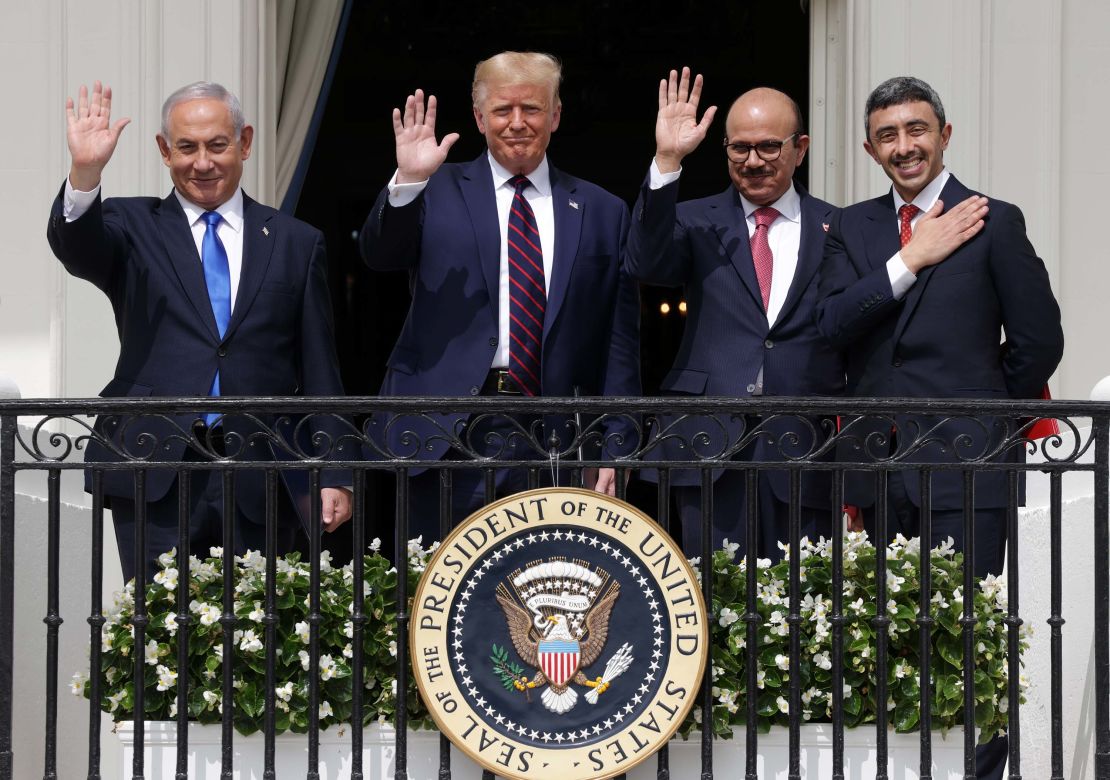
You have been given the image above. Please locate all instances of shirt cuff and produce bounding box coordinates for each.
[386,170,428,208]
[648,158,682,190]
[887,253,917,299]
[63,179,101,222]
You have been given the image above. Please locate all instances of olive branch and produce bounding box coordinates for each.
[490,644,528,697]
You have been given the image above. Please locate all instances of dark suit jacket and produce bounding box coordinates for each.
[359,154,641,464]
[47,186,347,529]
[815,174,1064,510]
[624,178,844,506]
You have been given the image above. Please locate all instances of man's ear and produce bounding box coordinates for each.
[239,124,254,160]
[156,134,172,168]
[473,106,486,135]
[863,139,880,166]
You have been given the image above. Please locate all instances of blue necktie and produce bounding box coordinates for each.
[201,211,231,425]
[506,175,545,396]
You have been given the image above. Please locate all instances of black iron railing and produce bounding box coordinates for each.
[0,396,1107,780]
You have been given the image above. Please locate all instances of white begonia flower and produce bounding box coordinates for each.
[163,612,178,637]
[144,639,161,665]
[813,651,832,671]
[343,643,353,659]
[239,629,264,654]
[70,671,87,697]
[157,548,177,567]
[756,670,766,689]
[107,690,126,712]
[319,654,338,681]
[248,602,265,623]
[209,546,223,559]
[155,665,177,691]
[197,603,221,627]
[295,621,311,644]
[276,682,295,702]
[721,538,740,557]
[169,699,177,718]
[319,700,333,719]
[776,695,789,714]
[886,570,905,593]
[389,678,398,698]
[775,654,790,671]
[153,567,178,592]
[344,620,355,639]
[101,631,114,653]
[369,537,382,552]
[203,690,220,711]
[718,607,740,628]
[388,640,398,658]
[320,549,333,573]
[299,650,311,671]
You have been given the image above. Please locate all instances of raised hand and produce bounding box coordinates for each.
[66,81,131,191]
[900,195,989,273]
[655,67,717,174]
[394,89,460,184]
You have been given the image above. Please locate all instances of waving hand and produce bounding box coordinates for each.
[66,81,131,191]
[655,67,716,174]
[394,89,460,184]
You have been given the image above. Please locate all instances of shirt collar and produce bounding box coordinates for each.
[487,153,552,196]
[893,167,949,214]
[739,183,801,223]
[176,187,245,234]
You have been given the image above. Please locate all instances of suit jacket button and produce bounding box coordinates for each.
[764,339,774,349]
[470,386,479,396]
[217,347,228,357]
[489,337,497,347]
[893,359,903,367]
[746,383,756,393]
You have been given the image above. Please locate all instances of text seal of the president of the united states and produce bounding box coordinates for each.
[411,487,708,780]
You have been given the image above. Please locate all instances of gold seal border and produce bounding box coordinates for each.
[409,487,708,780]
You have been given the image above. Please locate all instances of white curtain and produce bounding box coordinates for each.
[273,0,346,206]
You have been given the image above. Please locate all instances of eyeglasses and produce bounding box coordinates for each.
[723,132,800,163]
[871,123,934,146]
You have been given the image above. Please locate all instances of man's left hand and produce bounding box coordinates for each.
[584,467,620,497]
[321,487,352,532]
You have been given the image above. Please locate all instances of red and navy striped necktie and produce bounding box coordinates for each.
[506,175,545,396]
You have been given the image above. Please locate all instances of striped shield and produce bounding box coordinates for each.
[538,639,581,687]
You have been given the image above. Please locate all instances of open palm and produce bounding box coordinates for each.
[66,81,130,176]
[394,89,459,183]
[655,68,716,163]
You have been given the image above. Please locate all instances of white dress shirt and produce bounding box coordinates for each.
[385,154,557,368]
[63,180,247,309]
[648,158,801,327]
[885,168,951,300]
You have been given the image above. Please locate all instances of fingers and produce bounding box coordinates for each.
[65,96,76,126]
[439,131,460,153]
[688,72,703,110]
[657,77,668,111]
[414,88,425,126]
[77,84,89,119]
[424,93,437,129]
[697,104,718,133]
[666,69,678,104]
[677,66,691,104]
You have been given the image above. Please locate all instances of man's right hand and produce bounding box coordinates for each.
[900,195,989,273]
[394,89,460,184]
[66,81,130,192]
[654,67,717,174]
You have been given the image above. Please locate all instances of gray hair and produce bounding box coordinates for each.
[864,76,946,139]
[160,81,246,139]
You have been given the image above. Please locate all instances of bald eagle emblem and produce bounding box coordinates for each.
[491,558,634,715]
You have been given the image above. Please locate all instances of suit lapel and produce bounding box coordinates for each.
[709,187,763,312]
[226,194,276,338]
[458,155,502,311]
[891,176,973,346]
[774,187,828,327]
[545,165,582,339]
[155,192,220,340]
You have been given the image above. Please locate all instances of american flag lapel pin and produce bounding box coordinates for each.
[262,226,270,236]
[568,199,579,210]
[822,223,829,232]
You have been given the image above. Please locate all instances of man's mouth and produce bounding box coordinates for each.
[893,156,925,174]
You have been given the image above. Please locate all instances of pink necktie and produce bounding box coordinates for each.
[899,203,920,248]
[750,206,780,310]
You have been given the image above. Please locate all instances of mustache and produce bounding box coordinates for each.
[740,166,773,177]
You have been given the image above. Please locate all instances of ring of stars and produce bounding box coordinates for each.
[450,528,667,746]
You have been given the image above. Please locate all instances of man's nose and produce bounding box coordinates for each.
[744,150,765,169]
[194,151,214,170]
[509,108,526,128]
[894,129,916,157]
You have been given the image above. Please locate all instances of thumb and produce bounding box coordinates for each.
[439,132,461,153]
[321,495,335,526]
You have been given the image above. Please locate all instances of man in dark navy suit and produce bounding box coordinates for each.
[624,69,844,558]
[815,76,1063,780]
[48,81,351,581]
[360,52,640,541]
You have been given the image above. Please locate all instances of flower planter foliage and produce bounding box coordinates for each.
[697,533,1025,744]
[76,533,1023,744]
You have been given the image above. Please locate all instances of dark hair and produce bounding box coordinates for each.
[864,76,945,138]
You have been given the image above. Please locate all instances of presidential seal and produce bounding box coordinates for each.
[410,488,707,780]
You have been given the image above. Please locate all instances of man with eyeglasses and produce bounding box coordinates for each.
[815,76,1063,778]
[625,70,845,558]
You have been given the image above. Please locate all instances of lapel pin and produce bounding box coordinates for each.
[262,226,270,236]
[568,199,579,210]
[822,223,829,232]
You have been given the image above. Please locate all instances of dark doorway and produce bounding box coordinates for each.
[295,1,811,552]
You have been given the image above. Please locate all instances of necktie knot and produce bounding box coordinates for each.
[510,175,531,193]
[754,206,780,230]
[202,210,222,230]
[898,203,920,248]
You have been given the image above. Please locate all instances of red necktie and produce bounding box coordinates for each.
[750,206,779,311]
[506,175,545,396]
[899,203,920,248]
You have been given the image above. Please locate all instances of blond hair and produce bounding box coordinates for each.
[472,51,562,108]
